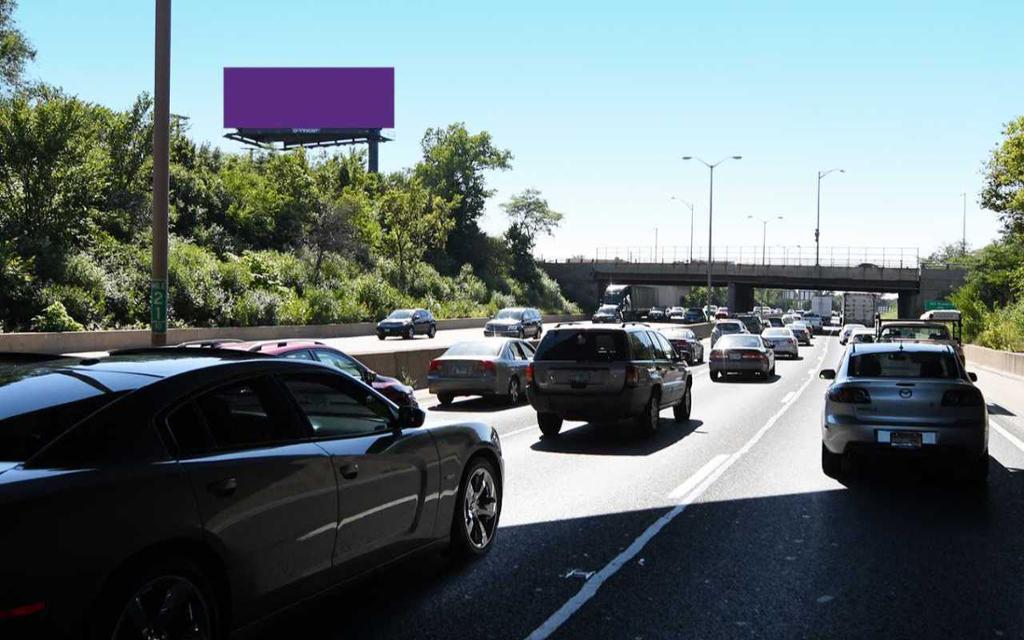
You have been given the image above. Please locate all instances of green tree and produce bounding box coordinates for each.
[0,0,34,90]
[502,188,564,280]
[415,123,511,271]
[0,86,105,278]
[306,193,368,284]
[981,115,1024,236]
[376,174,455,292]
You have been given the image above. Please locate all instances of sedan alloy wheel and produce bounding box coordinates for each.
[453,459,501,557]
[111,574,213,640]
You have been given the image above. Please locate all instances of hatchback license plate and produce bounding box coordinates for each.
[890,431,922,448]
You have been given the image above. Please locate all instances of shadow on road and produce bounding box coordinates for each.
[988,402,1017,417]
[238,454,1024,640]
[529,419,704,456]
[428,396,514,413]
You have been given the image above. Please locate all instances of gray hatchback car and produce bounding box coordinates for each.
[819,343,988,482]
[527,323,692,437]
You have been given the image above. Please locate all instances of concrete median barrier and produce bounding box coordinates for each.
[0,314,584,355]
[964,344,1024,378]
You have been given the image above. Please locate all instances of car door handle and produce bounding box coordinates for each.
[339,463,359,480]
[206,477,237,497]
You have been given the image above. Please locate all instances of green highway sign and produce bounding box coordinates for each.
[925,300,955,311]
[150,279,168,333]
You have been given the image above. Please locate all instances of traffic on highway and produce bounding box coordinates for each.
[4,303,1022,639]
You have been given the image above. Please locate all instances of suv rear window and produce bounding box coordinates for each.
[534,330,628,362]
[849,351,959,378]
[879,324,951,341]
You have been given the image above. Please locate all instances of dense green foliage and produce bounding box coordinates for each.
[0,86,577,332]
[941,115,1024,351]
[0,0,34,90]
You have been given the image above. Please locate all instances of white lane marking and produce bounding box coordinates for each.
[781,391,796,404]
[667,454,729,499]
[523,337,833,640]
[503,424,540,438]
[992,420,1024,455]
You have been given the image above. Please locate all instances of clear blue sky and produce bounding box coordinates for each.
[17,0,1024,260]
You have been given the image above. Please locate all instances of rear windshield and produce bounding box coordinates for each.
[597,305,618,313]
[716,323,743,333]
[879,324,950,341]
[848,351,959,378]
[663,328,695,339]
[534,330,628,362]
[445,341,504,357]
[0,371,127,461]
[764,328,791,337]
[496,309,524,320]
[717,335,762,349]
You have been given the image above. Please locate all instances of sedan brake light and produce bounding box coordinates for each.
[429,359,440,372]
[0,601,45,620]
[827,386,871,404]
[942,388,983,407]
[480,360,496,374]
[526,363,534,385]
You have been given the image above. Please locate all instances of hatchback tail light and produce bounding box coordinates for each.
[624,365,640,386]
[942,388,983,407]
[827,386,871,404]
[428,359,440,372]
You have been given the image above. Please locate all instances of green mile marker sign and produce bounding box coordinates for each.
[924,300,956,311]
[150,280,168,333]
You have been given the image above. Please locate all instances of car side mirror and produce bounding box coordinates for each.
[968,372,978,382]
[819,369,836,380]
[397,405,426,430]
[365,369,378,383]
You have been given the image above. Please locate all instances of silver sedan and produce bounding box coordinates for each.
[819,343,988,482]
[761,327,799,358]
[428,338,535,405]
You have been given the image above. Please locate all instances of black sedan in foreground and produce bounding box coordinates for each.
[0,350,502,639]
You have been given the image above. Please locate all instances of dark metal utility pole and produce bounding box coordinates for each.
[815,168,844,267]
[683,156,742,311]
[151,0,171,346]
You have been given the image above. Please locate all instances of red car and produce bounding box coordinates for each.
[180,339,418,407]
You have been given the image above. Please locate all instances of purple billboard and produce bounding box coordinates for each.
[223,67,394,130]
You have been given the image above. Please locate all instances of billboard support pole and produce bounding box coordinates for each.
[368,137,379,173]
[151,0,171,346]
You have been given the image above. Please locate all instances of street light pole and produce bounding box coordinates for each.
[670,196,695,262]
[682,156,742,311]
[748,215,784,266]
[151,0,171,346]
[815,168,844,267]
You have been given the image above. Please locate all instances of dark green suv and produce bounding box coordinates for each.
[526,323,693,437]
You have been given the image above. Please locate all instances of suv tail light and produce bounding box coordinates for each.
[827,386,871,404]
[624,365,640,387]
[429,359,440,372]
[526,363,534,385]
[942,388,983,407]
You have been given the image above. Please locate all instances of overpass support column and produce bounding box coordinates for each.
[727,283,754,313]
[898,292,921,318]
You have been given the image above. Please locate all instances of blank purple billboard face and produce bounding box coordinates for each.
[223,67,394,129]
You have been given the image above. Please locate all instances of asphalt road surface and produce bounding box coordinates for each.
[241,332,1024,640]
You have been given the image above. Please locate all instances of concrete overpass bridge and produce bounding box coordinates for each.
[540,246,966,316]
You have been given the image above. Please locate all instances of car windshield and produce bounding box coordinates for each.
[534,330,628,362]
[387,310,414,319]
[848,351,959,378]
[879,324,951,340]
[717,335,762,349]
[495,309,524,320]
[444,341,504,357]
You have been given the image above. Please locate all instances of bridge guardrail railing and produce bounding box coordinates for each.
[541,246,921,269]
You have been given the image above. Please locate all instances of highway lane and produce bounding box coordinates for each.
[242,331,1024,640]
